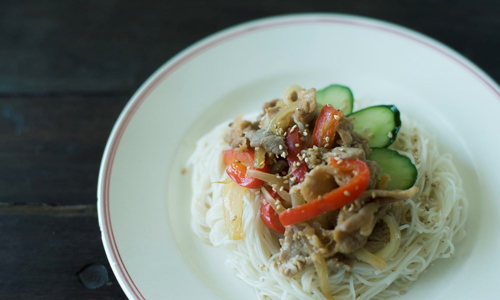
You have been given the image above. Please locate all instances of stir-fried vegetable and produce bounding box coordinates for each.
[312,105,343,148]
[222,181,246,240]
[279,158,370,226]
[266,100,300,135]
[223,149,269,189]
[352,247,387,270]
[284,126,309,184]
[311,253,335,300]
[375,214,401,260]
[219,84,418,293]
[253,147,266,169]
[260,188,285,234]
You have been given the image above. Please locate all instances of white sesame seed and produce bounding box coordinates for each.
[303,131,308,136]
[344,190,351,196]
[337,159,343,164]
[304,158,309,163]
[334,115,340,120]
[279,186,284,191]
[325,137,330,142]
[295,143,299,147]
[387,132,393,138]
[296,162,301,166]
[279,145,283,150]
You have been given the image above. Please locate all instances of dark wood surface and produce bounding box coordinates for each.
[1,1,499,299]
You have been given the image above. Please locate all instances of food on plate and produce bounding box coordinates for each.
[189,84,468,300]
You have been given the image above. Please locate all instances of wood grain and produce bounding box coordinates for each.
[0,0,498,94]
[0,215,126,299]
[0,95,128,204]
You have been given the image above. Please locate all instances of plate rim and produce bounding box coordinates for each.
[97,13,500,300]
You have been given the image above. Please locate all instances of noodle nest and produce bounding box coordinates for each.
[189,111,467,300]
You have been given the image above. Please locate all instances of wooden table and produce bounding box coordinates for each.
[1,1,498,299]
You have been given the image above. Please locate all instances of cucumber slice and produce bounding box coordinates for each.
[316,84,354,114]
[368,148,417,190]
[349,105,401,148]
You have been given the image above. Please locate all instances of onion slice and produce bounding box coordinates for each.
[312,253,335,300]
[247,169,285,186]
[222,181,246,240]
[353,247,386,271]
[375,214,401,261]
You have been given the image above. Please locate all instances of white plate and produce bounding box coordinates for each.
[98,14,500,300]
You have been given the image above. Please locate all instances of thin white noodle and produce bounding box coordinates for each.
[188,106,468,300]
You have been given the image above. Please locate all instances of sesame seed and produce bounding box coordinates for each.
[291,176,297,181]
[279,145,283,150]
[255,147,260,150]
[325,137,330,142]
[304,158,309,163]
[296,162,301,166]
[303,131,308,136]
[334,115,340,120]
[295,143,299,147]
[387,132,393,138]
[337,159,343,164]
[344,191,351,196]
[305,124,309,128]
[279,186,284,191]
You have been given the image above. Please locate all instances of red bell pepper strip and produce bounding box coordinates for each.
[260,189,285,234]
[312,105,343,148]
[285,126,309,184]
[279,158,370,226]
[223,149,269,189]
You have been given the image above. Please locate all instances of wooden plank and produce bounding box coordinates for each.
[0,214,126,299]
[0,95,129,204]
[0,0,499,94]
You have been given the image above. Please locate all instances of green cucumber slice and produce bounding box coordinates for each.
[316,84,354,114]
[368,148,417,190]
[348,105,401,148]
